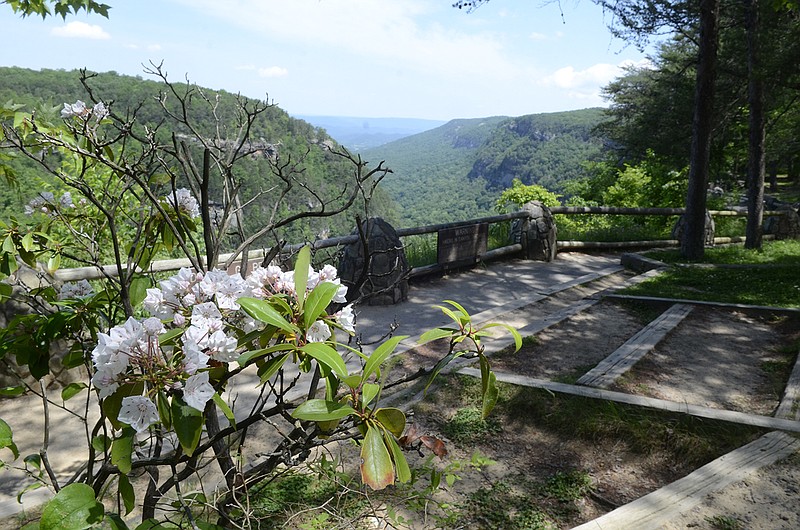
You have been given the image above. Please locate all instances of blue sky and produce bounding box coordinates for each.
[0,0,653,121]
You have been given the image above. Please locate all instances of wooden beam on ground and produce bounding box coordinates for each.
[605,294,800,314]
[572,431,799,529]
[775,349,800,421]
[576,303,694,389]
[458,368,800,433]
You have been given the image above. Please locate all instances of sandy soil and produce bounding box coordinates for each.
[399,299,800,529]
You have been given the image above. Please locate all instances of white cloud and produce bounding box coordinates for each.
[181,0,518,81]
[258,66,288,78]
[529,32,547,41]
[51,21,110,40]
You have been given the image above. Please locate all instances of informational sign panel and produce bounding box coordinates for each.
[437,223,488,265]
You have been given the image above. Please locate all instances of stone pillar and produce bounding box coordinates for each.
[672,210,715,247]
[511,201,557,261]
[764,205,800,240]
[337,218,409,306]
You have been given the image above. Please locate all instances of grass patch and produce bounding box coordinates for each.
[620,265,800,307]
[644,239,800,265]
[443,406,502,445]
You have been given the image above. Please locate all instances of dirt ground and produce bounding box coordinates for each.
[395,299,800,529]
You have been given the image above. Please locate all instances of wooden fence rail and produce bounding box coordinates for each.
[52,207,783,283]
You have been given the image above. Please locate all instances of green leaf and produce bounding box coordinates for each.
[361,383,380,409]
[171,396,204,456]
[292,399,356,422]
[481,322,523,352]
[111,428,134,475]
[257,352,291,383]
[135,519,170,530]
[300,342,348,379]
[0,418,19,460]
[481,370,499,419]
[237,343,295,366]
[129,275,150,308]
[303,281,340,330]
[293,246,311,311]
[61,382,88,401]
[0,282,12,302]
[61,345,86,369]
[212,393,236,429]
[118,474,135,515]
[418,327,455,344]
[360,426,394,490]
[157,392,172,430]
[40,483,105,530]
[0,386,25,397]
[105,513,131,530]
[424,349,467,395]
[237,297,298,335]
[374,408,406,438]
[384,431,411,484]
[362,335,408,382]
[158,327,184,346]
[20,231,34,252]
[45,253,61,275]
[91,435,111,454]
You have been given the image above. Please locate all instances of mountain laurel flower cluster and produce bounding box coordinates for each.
[164,188,201,220]
[92,256,356,435]
[23,191,81,217]
[61,99,108,121]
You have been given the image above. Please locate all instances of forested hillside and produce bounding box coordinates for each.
[363,109,605,227]
[0,67,394,244]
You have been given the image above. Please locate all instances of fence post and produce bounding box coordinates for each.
[513,201,557,262]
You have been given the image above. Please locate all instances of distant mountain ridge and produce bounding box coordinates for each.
[295,115,446,151]
[362,109,606,227]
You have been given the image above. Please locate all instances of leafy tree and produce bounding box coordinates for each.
[2,0,110,18]
[0,69,521,527]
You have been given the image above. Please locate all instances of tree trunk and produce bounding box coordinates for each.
[681,0,720,260]
[745,0,766,250]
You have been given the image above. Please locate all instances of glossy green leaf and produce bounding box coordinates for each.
[91,435,111,454]
[303,281,340,330]
[292,399,356,422]
[61,382,87,401]
[158,327,184,346]
[300,342,348,379]
[0,386,25,397]
[128,275,150,308]
[111,428,134,475]
[212,393,236,429]
[362,335,408,381]
[105,514,131,530]
[237,343,295,366]
[374,407,406,438]
[118,473,135,515]
[360,426,394,490]
[384,431,411,484]
[481,370,499,419]
[481,322,523,352]
[171,396,204,456]
[256,352,291,383]
[237,297,298,335]
[418,327,454,344]
[0,282,12,302]
[361,383,380,409]
[157,392,172,430]
[0,418,19,460]
[293,246,311,311]
[40,483,105,530]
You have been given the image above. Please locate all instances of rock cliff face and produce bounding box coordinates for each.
[467,109,607,193]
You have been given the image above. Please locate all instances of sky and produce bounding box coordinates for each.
[0,0,654,121]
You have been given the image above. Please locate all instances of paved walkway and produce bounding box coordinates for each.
[0,253,622,519]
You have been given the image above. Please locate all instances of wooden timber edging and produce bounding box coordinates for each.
[605,294,800,315]
[571,431,800,530]
[575,303,694,389]
[457,368,800,434]
[775,349,800,421]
